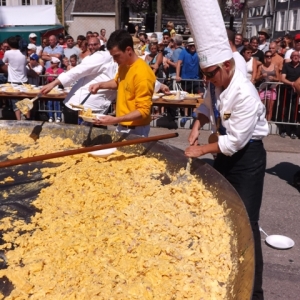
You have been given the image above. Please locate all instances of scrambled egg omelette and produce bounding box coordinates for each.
[0,129,233,299]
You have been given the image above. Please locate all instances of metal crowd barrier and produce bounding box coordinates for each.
[151,78,205,129]
[259,82,300,135]
[1,75,299,135]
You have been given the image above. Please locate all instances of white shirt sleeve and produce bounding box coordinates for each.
[58,52,109,87]
[3,52,8,63]
[154,80,161,93]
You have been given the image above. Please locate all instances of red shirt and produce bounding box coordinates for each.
[45,67,64,83]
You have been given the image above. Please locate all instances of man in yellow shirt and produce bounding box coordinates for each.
[89,29,156,137]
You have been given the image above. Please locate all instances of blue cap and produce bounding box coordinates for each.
[30,53,39,61]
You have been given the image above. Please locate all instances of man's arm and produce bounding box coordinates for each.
[42,49,63,61]
[188,113,209,145]
[281,73,294,87]
[40,78,62,94]
[41,51,52,61]
[294,77,300,95]
[176,59,183,81]
[93,110,143,126]
[89,79,118,94]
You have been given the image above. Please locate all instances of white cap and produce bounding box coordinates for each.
[51,57,60,64]
[27,43,37,50]
[29,33,37,38]
[181,0,232,69]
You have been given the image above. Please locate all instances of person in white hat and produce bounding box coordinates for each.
[45,56,64,122]
[27,43,37,58]
[28,33,43,57]
[182,0,268,298]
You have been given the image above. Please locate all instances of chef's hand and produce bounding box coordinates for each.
[40,80,57,95]
[185,145,206,158]
[93,115,117,126]
[89,83,101,94]
[159,83,171,94]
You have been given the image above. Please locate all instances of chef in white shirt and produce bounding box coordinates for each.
[40,37,117,124]
[182,0,268,299]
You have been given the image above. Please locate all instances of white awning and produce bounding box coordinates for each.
[0,6,58,26]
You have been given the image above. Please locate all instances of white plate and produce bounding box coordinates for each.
[162,96,184,103]
[152,95,159,100]
[265,235,295,250]
[185,94,202,100]
[169,90,188,96]
[156,93,164,97]
[89,147,117,157]
[80,113,105,123]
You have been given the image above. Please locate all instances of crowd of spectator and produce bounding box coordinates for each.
[0,26,299,138]
[231,29,300,139]
[0,30,107,121]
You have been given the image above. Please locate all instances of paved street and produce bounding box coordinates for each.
[147,127,300,300]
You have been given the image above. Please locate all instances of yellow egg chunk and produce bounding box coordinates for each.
[0,130,234,299]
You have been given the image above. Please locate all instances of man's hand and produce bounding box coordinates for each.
[185,145,206,157]
[175,76,181,82]
[40,81,58,94]
[89,83,101,94]
[159,84,170,94]
[93,115,118,126]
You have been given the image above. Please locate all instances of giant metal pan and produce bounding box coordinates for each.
[0,120,254,299]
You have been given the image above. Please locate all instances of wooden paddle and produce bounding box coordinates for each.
[0,133,179,168]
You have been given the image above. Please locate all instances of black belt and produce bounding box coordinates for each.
[249,139,262,143]
[8,81,28,85]
[119,124,136,129]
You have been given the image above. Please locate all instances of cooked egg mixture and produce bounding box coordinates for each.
[0,130,233,299]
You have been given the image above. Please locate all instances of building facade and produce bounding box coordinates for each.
[225,0,274,38]
[0,0,55,5]
[66,0,115,39]
[272,0,300,38]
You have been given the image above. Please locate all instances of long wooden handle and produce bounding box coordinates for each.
[0,133,179,168]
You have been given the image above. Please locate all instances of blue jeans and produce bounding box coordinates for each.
[47,100,61,119]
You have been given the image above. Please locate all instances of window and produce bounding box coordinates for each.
[277,11,286,31]
[0,0,6,5]
[292,10,298,31]
[249,7,255,18]
[45,0,53,4]
[265,17,272,29]
[22,0,30,5]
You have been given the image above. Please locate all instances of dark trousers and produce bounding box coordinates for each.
[214,141,266,300]
[62,105,79,125]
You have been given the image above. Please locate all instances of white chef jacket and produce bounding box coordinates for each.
[58,51,117,112]
[233,51,247,78]
[198,69,268,156]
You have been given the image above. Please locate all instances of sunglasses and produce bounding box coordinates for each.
[88,43,99,46]
[265,55,272,58]
[201,66,220,79]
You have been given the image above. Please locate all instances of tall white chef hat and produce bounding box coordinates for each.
[181,0,232,69]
